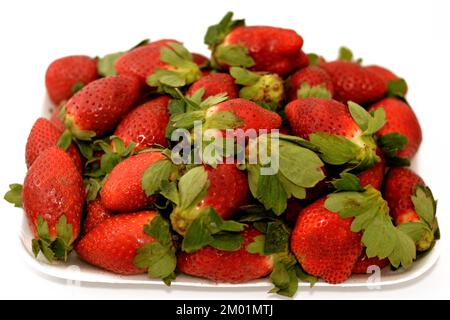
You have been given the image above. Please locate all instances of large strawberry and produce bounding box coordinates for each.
[186,73,238,99]
[45,55,98,105]
[100,151,165,212]
[383,167,438,251]
[83,197,113,234]
[369,97,422,160]
[177,227,273,283]
[62,75,141,139]
[286,66,334,102]
[291,198,363,284]
[25,118,82,171]
[205,12,304,77]
[114,96,170,150]
[22,147,84,261]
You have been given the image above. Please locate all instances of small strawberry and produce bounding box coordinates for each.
[45,55,98,105]
[369,97,422,160]
[383,167,438,251]
[366,65,408,97]
[286,66,334,102]
[291,198,363,284]
[25,118,82,171]
[100,151,165,212]
[177,227,273,283]
[63,75,141,139]
[83,197,113,234]
[205,12,304,77]
[352,250,389,274]
[114,96,170,150]
[22,147,84,261]
[186,73,238,99]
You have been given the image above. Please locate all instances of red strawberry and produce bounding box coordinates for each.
[177,227,273,283]
[322,61,386,104]
[365,65,400,83]
[369,97,422,159]
[64,75,141,138]
[45,55,98,105]
[297,50,310,69]
[100,151,165,212]
[291,198,363,284]
[357,150,385,190]
[286,66,334,101]
[114,96,170,150]
[76,211,156,275]
[352,250,389,274]
[187,73,238,99]
[25,118,82,171]
[22,147,84,260]
[49,105,65,132]
[192,53,210,69]
[83,197,113,234]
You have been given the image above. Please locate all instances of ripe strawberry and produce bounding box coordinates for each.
[45,55,98,105]
[352,250,389,274]
[114,96,170,150]
[192,53,210,69]
[369,97,422,159]
[357,150,385,190]
[177,227,273,283]
[297,50,310,69]
[365,65,400,83]
[64,75,141,138]
[100,151,165,212]
[291,198,363,284]
[83,197,113,234]
[49,105,65,132]
[76,211,156,274]
[22,147,84,261]
[322,61,386,104]
[187,73,238,99]
[286,66,334,102]
[25,118,82,171]
[383,167,437,251]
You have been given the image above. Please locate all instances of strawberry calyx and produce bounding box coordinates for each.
[32,214,74,262]
[213,44,255,69]
[377,132,411,167]
[338,46,362,64]
[387,78,408,98]
[297,82,332,100]
[204,11,245,50]
[4,183,23,208]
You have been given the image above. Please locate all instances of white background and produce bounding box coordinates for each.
[0,0,449,300]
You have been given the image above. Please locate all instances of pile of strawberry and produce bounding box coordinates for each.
[4,12,439,297]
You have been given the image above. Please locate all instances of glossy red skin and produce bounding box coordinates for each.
[322,61,386,105]
[192,53,209,69]
[115,39,179,84]
[285,98,360,139]
[369,98,422,159]
[76,211,156,275]
[177,227,273,283]
[23,147,84,239]
[187,73,238,99]
[207,98,282,133]
[83,197,113,234]
[223,26,304,77]
[352,251,389,274]
[49,105,65,132]
[100,151,165,212]
[357,150,385,190]
[45,55,98,105]
[65,75,141,137]
[291,198,363,284]
[114,96,170,150]
[383,167,424,225]
[286,66,334,101]
[297,50,310,69]
[25,118,82,172]
[365,65,399,83]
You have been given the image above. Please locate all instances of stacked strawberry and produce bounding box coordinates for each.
[3,11,438,297]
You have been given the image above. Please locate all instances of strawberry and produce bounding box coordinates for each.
[49,105,65,132]
[45,55,98,105]
[192,53,210,69]
[205,12,304,77]
[297,50,310,69]
[286,66,334,102]
[290,198,363,284]
[383,167,438,251]
[322,60,386,104]
[187,73,238,99]
[83,197,113,234]
[115,39,201,88]
[25,118,82,171]
[114,96,170,150]
[357,150,385,190]
[63,75,141,138]
[76,211,156,275]
[22,147,84,261]
[365,65,408,97]
[100,151,165,212]
[177,227,273,283]
[365,65,400,83]
[352,250,389,274]
[369,97,422,160]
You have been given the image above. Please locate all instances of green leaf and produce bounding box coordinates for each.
[181,213,215,253]
[269,257,298,297]
[331,172,364,192]
[71,81,84,94]
[307,53,320,66]
[246,235,266,255]
[256,174,288,215]
[168,99,186,116]
[309,132,360,165]
[377,133,408,158]
[348,101,371,131]
[143,215,172,245]
[264,221,290,254]
[4,183,23,208]
[204,110,243,130]
[398,222,430,242]
[97,52,124,77]
[178,166,209,210]
[297,83,332,99]
[295,265,318,288]
[160,180,180,205]
[204,11,245,48]
[210,233,244,251]
[411,185,436,227]
[100,152,121,174]
[171,110,206,130]
[142,159,176,196]
[338,47,354,61]
[85,178,102,202]
[387,79,408,98]
[366,107,386,135]
[199,92,229,109]
[230,67,260,85]
[57,129,73,151]
[74,139,95,160]
[215,44,255,68]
